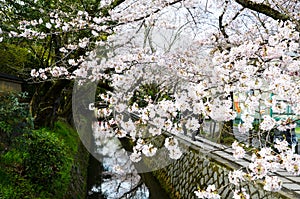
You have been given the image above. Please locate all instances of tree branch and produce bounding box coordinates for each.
[100,0,126,17]
[111,0,183,27]
[234,0,289,21]
[118,179,143,199]
[219,0,229,39]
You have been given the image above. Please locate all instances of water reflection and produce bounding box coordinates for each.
[87,138,150,199]
[87,155,105,199]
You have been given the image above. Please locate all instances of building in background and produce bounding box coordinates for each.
[0,73,23,93]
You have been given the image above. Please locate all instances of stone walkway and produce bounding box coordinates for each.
[201,120,300,153]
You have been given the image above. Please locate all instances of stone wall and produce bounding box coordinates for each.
[0,80,22,93]
[152,150,283,199]
[64,137,90,198]
[144,134,299,199]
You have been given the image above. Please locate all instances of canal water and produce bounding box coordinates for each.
[86,143,170,199]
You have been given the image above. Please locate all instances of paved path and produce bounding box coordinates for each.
[202,120,300,152]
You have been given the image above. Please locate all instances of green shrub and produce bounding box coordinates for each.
[0,92,33,146]
[0,150,38,199]
[22,129,68,187]
[21,128,72,198]
[0,120,78,198]
[2,149,23,167]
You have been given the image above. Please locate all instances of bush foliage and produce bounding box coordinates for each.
[22,129,68,188]
[0,121,78,199]
[0,92,33,146]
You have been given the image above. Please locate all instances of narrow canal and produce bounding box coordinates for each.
[86,147,170,199]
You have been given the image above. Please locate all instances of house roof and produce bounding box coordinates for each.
[0,73,24,83]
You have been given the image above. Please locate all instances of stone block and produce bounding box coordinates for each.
[208,169,213,176]
[200,178,204,186]
[248,185,257,195]
[258,189,265,198]
[277,177,293,183]
[203,159,210,167]
[282,183,300,191]
[207,177,215,185]
[220,187,231,198]
[218,177,223,186]
[213,172,218,180]
[203,168,208,175]
[286,176,300,183]
[204,175,209,182]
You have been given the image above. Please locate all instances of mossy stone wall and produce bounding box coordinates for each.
[147,145,295,199]
[64,140,90,198]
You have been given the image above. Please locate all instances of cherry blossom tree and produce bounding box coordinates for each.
[0,0,124,126]
[1,0,300,198]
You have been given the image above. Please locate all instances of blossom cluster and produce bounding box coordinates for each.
[199,138,298,198]
[237,139,299,189]
[194,185,221,199]
[3,0,300,198]
[233,188,250,199]
[24,0,300,183]
[30,67,69,80]
[232,141,246,159]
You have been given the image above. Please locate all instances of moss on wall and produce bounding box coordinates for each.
[64,140,89,199]
[54,120,90,199]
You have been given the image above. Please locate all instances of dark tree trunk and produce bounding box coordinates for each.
[219,92,235,145]
[30,79,73,128]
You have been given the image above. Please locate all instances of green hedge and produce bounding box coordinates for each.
[0,121,79,199]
